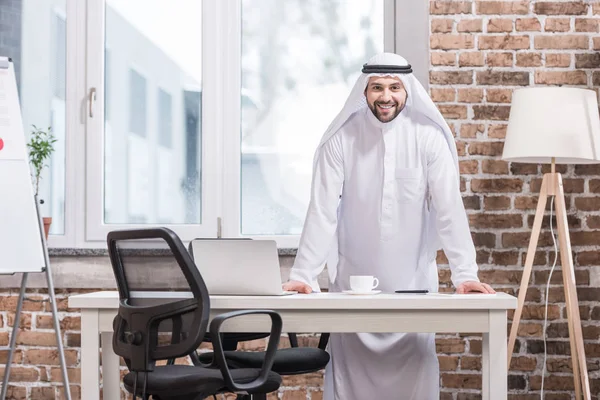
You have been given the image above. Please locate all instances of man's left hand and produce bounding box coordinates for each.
[456,281,495,294]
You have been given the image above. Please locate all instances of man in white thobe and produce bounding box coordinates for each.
[283,53,495,399]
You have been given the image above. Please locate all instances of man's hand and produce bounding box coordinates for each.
[283,280,313,294]
[456,281,495,294]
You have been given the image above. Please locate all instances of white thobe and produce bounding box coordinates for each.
[289,107,479,400]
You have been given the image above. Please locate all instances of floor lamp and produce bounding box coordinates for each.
[502,87,600,400]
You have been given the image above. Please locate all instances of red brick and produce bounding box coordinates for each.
[487,18,513,32]
[575,53,600,69]
[460,160,480,174]
[486,52,513,67]
[431,88,456,102]
[467,142,504,156]
[471,178,522,193]
[575,197,600,211]
[431,34,475,50]
[545,53,571,67]
[545,18,571,32]
[519,250,547,266]
[430,71,473,85]
[546,357,573,373]
[486,88,512,103]
[438,355,459,371]
[478,35,530,50]
[491,250,518,264]
[575,164,600,175]
[457,88,483,102]
[30,386,55,400]
[488,124,507,138]
[516,18,541,31]
[24,349,78,367]
[457,19,483,32]
[0,367,39,382]
[476,1,530,15]
[441,373,481,389]
[431,52,457,66]
[439,105,468,119]
[16,332,57,347]
[516,323,543,337]
[484,196,511,210]
[463,195,481,210]
[522,305,561,320]
[459,52,485,67]
[514,196,538,210]
[535,70,587,85]
[477,71,529,85]
[431,1,473,14]
[510,356,537,371]
[587,216,600,229]
[534,1,588,15]
[535,35,588,49]
[516,52,542,67]
[472,232,496,247]
[482,159,509,174]
[473,105,511,120]
[0,296,45,312]
[530,375,574,390]
[469,214,523,229]
[436,338,466,353]
[461,356,482,370]
[432,19,454,33]
[502,232,554,247]
[460,124,484,138]
[575,18,599,32]
[537,263,590,285]
[282,389,307,400]
[49,367,80,384]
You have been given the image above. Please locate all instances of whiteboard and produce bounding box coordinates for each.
[0,57,46,273]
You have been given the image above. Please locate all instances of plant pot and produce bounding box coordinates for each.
[42,217,52,240]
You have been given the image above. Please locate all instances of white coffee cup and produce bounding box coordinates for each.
[349,275,379,292]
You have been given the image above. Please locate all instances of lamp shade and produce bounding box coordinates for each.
[502,87,600,164]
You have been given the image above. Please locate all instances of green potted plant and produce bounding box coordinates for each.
[27,125,57,239]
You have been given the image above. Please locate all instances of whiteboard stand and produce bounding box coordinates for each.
[0,198,71,400]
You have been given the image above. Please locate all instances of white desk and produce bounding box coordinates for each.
[69,291,517,400]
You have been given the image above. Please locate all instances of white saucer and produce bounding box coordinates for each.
[342,289,382,295]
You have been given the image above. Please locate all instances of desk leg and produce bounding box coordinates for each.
[483,310,507,400]
[81,310,100,400]
[101,332,121,399]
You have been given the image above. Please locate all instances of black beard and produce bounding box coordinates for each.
[368,101,402,123]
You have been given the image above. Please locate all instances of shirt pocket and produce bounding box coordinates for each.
[395,167,424,203]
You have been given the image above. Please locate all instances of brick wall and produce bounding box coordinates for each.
[2,1,600,399]
[430,1,600,399]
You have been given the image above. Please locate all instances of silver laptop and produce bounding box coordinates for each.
[189,239,296,296]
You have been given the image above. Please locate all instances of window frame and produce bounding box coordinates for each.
[46,0,427,248]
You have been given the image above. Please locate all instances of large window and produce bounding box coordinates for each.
[89,0,204,239]
[240,0,385,235]
[0,0,422,247]
[6,0,67,236]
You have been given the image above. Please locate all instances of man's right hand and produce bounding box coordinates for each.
[283,280,313,294]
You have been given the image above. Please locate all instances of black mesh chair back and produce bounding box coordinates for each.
[108,228,209,389]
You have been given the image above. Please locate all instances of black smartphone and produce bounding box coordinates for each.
[394,289,429,294]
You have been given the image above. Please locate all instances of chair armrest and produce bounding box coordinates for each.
[210,310,282,392]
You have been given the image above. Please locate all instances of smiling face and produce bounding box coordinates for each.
[364,76,407,123]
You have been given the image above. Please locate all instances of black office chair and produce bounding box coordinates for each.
[107,228,283,400]
[186,239,330,399]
